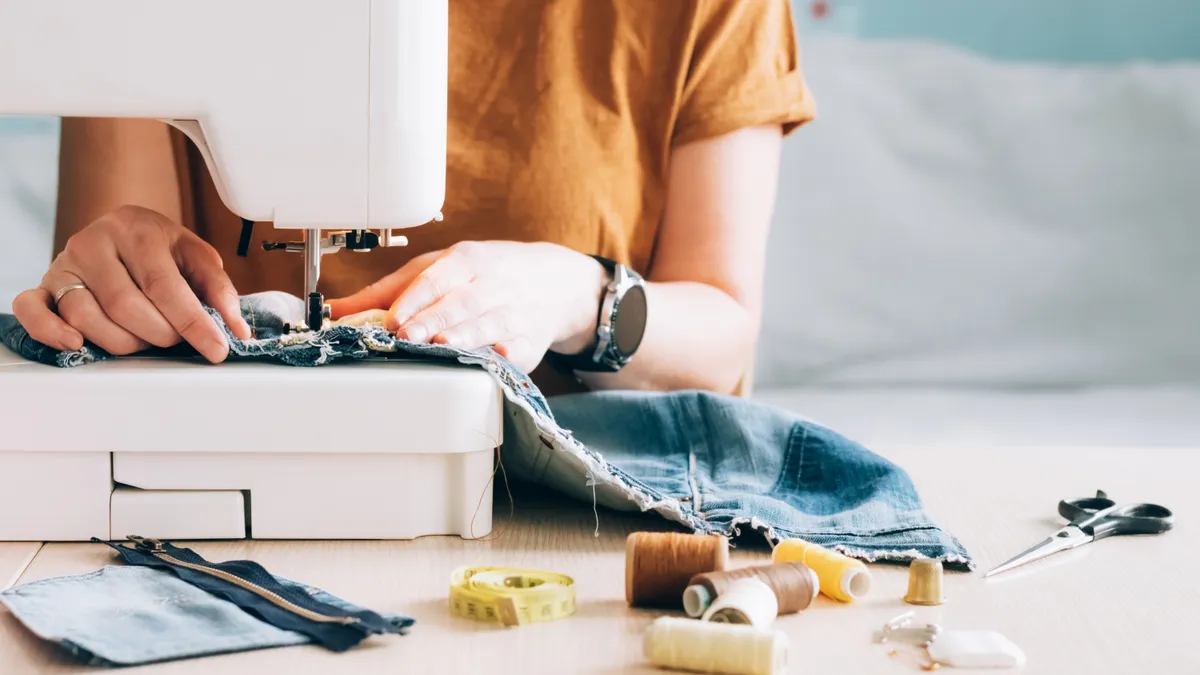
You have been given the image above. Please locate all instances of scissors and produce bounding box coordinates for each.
[985,490,1174,578]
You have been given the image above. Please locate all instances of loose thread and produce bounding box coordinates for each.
[588,467,599,538]
[469,434,514,543]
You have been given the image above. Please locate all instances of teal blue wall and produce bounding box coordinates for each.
[0,117,58,134]
[794,0,1200,62]
[3,2,1198,134]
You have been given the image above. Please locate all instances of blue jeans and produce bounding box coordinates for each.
[0,292,971,566]
[0,562,411,666]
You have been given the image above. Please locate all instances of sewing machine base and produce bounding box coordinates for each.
[0,349,501,541]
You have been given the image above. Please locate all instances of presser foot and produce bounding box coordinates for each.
[306,293,330,332]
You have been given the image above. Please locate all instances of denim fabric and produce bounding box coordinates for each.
[0,565,411,666]
[547,392,961,562]
[0,313,111,367]
[0,292,972,568]
[100,539,407,652]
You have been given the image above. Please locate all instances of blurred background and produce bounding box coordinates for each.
[3,1,1199,442]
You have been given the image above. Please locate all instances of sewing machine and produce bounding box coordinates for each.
[0,1,501,541]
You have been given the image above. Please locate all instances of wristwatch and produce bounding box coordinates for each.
[549,255,648,373]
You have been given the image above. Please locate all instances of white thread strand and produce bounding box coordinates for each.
[701,578,779,629]
[588,468,600,537]
[644,617,787,675]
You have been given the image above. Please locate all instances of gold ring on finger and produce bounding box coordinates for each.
[52,283,88,308]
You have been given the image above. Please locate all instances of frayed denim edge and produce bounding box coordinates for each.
[723,516,976,570]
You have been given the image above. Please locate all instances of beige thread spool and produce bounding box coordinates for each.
[683,562,820,618]
[626,532,729,609]
[701,578,779,629]
[904,558,946,606]
[645,616,787,675]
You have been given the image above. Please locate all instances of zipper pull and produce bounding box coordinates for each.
[127,535,165,553]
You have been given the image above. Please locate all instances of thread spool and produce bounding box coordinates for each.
[700,578,778,629]
[903,558,946,606]
[683,562,819,618]
[626,532,728,608]
[771,538,871,603]
[644,616,787,675]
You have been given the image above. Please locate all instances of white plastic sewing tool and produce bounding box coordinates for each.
[879,612,941,646]
[926,630,1026,669]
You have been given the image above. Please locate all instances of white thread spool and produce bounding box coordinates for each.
[683,583,716,618]
[644,617,787,675]
[701,578,778,629]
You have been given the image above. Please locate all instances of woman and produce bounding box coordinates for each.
[13,0,814,396]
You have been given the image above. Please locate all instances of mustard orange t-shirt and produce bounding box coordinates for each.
[174,0,814,290]
[164,0,814,390]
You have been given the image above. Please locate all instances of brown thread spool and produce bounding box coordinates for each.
[683,562,820,617]
[626,532,729,608]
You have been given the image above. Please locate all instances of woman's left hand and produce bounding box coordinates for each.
[328,241,606,373]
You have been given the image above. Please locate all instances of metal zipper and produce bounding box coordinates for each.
[127,537,360,626]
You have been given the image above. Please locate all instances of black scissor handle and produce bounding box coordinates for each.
[1059,494,1116,522]
[1059,490,1174,540]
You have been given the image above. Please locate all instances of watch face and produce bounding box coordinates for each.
[612,283,648,357]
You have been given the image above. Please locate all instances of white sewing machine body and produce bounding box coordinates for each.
[0,0,503,541]
[0,349,501,541]
[0,0,447,230]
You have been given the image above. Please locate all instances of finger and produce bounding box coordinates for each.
[11,289,84,351]
[54,286,149,355]
[431,306,515,351]
[388,247,476,330]
[327,250,443,319]
[118,239,228,363]
[494,335,539,373]
[72,256,180,348]
[176,236,251,341]
[400,283,497,344]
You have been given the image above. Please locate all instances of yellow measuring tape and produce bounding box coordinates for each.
[449,566,576,627]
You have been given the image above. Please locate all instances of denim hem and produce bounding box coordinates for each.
[722,516,975,571]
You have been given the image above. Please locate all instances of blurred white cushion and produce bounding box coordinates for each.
[757,37,1200,387]
[0,117,58,314]
[754,385,1200,449]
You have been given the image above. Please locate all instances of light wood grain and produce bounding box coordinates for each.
[2,445,1196,674]
[0,543,40,589]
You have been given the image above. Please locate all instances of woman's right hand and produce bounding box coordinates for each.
[12,205,252,363]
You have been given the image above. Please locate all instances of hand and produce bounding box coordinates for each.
[12,205,251,362]
[329,241,607,372]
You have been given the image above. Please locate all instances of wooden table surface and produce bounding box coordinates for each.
[2,444,1195,674]
[0,543,39,590]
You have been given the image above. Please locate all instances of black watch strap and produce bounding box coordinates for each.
[546,255,622,373]
[590,255,617,275]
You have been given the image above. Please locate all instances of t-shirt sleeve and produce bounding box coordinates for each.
[673,0,815,147]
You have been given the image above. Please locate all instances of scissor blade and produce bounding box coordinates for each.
[984,527,1090,578]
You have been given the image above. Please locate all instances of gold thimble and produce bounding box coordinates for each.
[903,559,945,606]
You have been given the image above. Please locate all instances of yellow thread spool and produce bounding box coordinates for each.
[771,538,871,602]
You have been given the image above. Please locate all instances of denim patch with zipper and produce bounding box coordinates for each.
[0,547,412,667]
[100,537,406,652]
